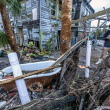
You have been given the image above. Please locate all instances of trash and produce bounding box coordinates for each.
[0,101,6,108]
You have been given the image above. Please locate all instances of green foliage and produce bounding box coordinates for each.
[19,50,23,53]
[54,23,59,27]
[0,30,9,48]
[23,44,26,47]
[38,51,51,56]
[3,0,21,16]
[47,38,53,50]
[94,29,103,37]
[26,54,29,57]
[29,53,36,57]
[38,51,44,56]
[7,51,11,54]
[28,41,34,48]
[73,80,76,84]
[24,47,27,52]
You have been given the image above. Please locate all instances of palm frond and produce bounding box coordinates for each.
[3,0,21,16]
[0,30,9,48]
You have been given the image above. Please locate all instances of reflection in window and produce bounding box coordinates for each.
[26,0,31,15]
[21,3,25,16]
[51,3,56,16]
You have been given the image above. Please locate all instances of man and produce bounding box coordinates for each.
[96,25,110,64]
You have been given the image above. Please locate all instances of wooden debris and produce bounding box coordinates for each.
[4,93,18,107]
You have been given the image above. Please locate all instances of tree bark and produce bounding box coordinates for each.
[0,0,20,58]
[8,90,77,110]
[61,0,72,55]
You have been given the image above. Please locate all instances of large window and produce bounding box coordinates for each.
[51,0,62,19]
[21,0,31,16]
[21,3,25,16]
[26,0,31,15]
[51,2,56,16]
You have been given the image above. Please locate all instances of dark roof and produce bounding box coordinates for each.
[73,0,95,13]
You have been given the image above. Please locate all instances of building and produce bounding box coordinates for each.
[71,0,95,45]
[15,0,62,51]
[9,0,94,50]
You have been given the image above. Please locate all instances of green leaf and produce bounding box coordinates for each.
[57,1,58,4]
[73,81,76,84]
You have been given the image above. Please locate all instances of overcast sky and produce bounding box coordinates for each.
[90,0,110,27]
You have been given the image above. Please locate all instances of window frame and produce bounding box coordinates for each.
[20,0,32,17]
[51,0,62,19]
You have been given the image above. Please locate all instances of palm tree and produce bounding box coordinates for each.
[0,0,21,58]
[61,0,72,55]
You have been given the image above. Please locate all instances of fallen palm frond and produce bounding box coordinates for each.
[0,30,9,48]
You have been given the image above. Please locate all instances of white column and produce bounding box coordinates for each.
[85,40,91,78]
[8,52,30,105]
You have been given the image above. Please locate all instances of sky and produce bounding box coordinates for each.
[90,0,110,27]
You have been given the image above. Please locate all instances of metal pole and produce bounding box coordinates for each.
[85,40,91,78]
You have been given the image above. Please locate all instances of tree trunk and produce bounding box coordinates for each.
[8,90,77,110]
[61,0,72,55]
[0,0,20,58]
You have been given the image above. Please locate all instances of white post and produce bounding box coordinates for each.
[85,40,91,78]
[8,52,30,105]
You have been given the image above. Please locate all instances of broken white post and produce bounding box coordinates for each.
[8,52,30,105]
[85,40,91,78]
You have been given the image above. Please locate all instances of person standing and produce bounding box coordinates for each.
[96,25,110,64]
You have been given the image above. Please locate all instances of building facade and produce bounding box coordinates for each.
[1,0,94,50]
[71,0,95,45]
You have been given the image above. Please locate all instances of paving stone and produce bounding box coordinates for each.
[49,56,55,59]
[43,55,49,58]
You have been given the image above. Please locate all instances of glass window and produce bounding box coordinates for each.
[26,0,31,15]
[9,13,12,19]
[59,0,62,5]
[51,3,56,16]
[28,29,33,39]
[58,6,62,18]
[21,3,25,16]
[72,8,75,19]
[86,9,88,16]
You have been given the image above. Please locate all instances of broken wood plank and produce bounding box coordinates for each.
[71,7,110,24]
[0,65,61,85]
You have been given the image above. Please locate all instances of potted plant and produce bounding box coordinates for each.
[29,53,37,58]
[24,54,31,62]
[28,41,34,49]
[28,41,35,53]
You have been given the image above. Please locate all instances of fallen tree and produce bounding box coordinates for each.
[6,19,87,110]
